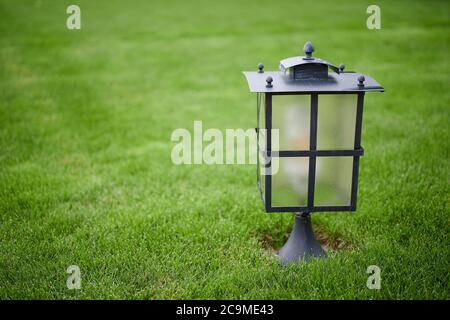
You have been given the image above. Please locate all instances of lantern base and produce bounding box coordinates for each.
[277,213,326,265]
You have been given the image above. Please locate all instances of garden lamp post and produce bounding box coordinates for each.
[243,41,384,265]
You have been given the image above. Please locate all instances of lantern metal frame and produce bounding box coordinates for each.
[256,91,366,213]
[244,42,383,264]
[246,43,384,214]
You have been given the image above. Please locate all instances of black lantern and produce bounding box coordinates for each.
[243,42,384,264]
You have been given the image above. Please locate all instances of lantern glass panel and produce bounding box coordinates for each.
[257,93,266,152]
[259,170,265,201]
[272,157,309,207]
[257,93,266,201]
[317,94,357,150]
[272,95,310,151]
[314,156,353,206]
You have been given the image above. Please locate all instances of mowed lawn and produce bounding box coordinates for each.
[0,0,449,299]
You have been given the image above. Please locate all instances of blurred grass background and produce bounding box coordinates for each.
[0,0,449,299]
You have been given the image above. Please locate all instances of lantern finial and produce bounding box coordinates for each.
[358,75,365,88]
[257,63,264,73]
[303,41,314,60]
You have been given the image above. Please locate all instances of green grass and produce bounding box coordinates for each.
[0,0,449,299]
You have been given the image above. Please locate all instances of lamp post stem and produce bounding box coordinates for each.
[277,212,326,265]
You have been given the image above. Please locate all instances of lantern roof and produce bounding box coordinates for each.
[243,41,384,93]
